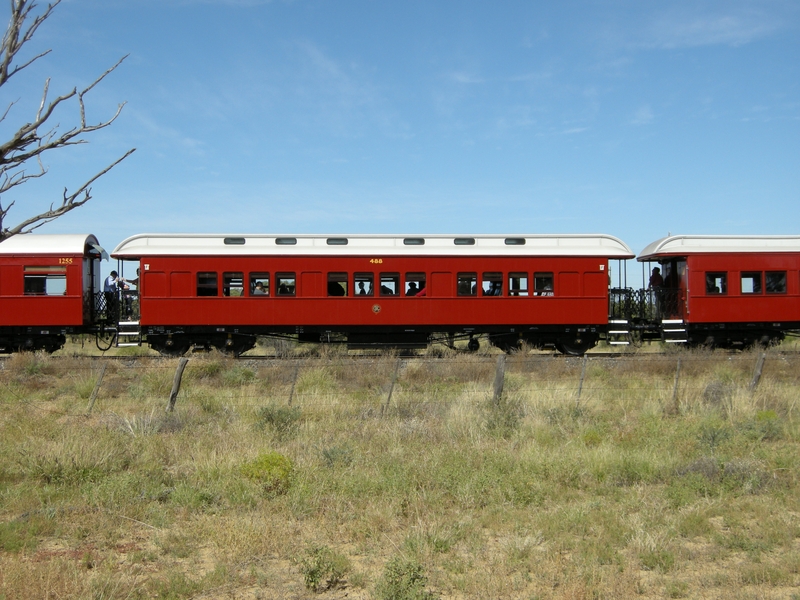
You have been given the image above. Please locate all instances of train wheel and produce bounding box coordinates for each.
[467,337,480,352]
[149,336,190,357]
[555,338,595,356]
[43,336,65,353]
[213,334,256,357]
[156,344,190,357]
[490,334,520,353]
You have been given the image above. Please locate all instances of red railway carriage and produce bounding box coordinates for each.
[111,233,634,355]
[637,235,800,347]
[0,234,108,352]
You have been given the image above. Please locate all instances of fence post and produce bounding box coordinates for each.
[493,355,506,404]
[167,357,189,412]
[575,355,588,407]
[671,357,682,409]
[382,357,403,416]
[288,361,301,406]
[749,352,767,392]
[86,362,107,414]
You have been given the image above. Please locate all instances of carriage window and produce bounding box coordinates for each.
[223,272,244,296]
[354,273,374,296]
[405,272,426,296]
[706,272,727,295]
[508,273,528,296]
[197,272,218,296]
[482,272,503,296]
[23,266,67,296]
[741,272,762,294]
[379,273,399,296]
[276,273,296,296]
[249,272,270,296]
[457,272,477,296]
[765,272,786,294]
[534,272,554,296]
[327,272,348,296]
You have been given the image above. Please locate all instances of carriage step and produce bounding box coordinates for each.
[661,319,688,343]
[606,319,630,345]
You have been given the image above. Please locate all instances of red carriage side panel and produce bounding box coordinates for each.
[685,252,800,325]
[113,233,634,355]
[0,253,86,327]
[0,234,106,353]
[135,254,612,329]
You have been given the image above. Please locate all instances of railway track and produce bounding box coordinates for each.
[1,348,798,363]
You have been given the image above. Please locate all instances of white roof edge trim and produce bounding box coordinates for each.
[0,233,103,256]
[112,233,635,258]
[638,235,800,261]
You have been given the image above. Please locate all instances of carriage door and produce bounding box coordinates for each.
[661,258,687,319]
[83,256,102,323]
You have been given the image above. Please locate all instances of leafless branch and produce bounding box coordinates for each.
[3,148,135,236]
[0,0,134,240]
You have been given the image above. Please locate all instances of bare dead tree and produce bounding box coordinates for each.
[0,0,135,241]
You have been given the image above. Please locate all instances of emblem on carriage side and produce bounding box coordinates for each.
[372,304,381,314]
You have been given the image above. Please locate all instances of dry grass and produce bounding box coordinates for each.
[1,347,799,599]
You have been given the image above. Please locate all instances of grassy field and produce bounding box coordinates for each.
[1,345,799,599]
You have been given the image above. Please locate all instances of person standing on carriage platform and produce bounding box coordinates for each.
[104,271,121,320]
[649,267,664,320]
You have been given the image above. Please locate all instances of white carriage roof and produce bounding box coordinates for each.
[638,235,800,261]
[0,234,106,258]
[112,233,634,259]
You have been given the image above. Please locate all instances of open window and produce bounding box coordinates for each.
[24,266,67,296]
[249,272,270,296]
[405,272,426,296]
[327,272,348,296]
[508,273,528,296]
[197,272,218,296]
[481,272,503,296]
[380,273,399,296]
[223,272,244,296]
[534,272,554,296]
[706,272,727,295]
[457,272,477,296]
[276,273,296,296]
[740,272,762,294]
[354,273,374,296]
[766,271,787,294]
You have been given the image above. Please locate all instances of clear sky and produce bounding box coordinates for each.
[5,0,799,278]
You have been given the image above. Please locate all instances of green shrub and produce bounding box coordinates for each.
[256,404,302,439]
[374,557,437,600]
[297,544,350,592]
[483,396,523,438]
[742,410,784,442]
[640,549,675,572]
[222,365,256,386]
[239,451,294,496]
[321,445,353,468]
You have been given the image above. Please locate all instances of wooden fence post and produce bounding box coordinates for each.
[167,357,189,412]
[575,355,588,407]
[86,362,107,414]
[493,355,506,404]
[382,357,403,416]
[671,357,682,409]
[288,361,301,406]
[749,352,767,392]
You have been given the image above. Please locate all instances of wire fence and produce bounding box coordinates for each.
[1,351,798,417]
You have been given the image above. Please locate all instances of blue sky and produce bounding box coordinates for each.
[5,0,799,275]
